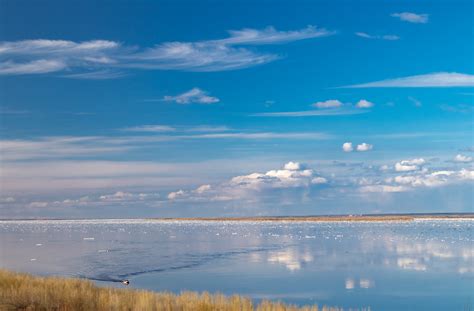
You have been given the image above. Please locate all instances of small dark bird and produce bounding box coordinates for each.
[121,280,130,285]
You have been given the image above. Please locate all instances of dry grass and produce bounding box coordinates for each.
[0,270,358,311]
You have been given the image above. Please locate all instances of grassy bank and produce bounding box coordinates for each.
[0,270,356,311]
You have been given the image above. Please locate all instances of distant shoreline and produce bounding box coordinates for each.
[154,213,474,222]
[1,213,473,222]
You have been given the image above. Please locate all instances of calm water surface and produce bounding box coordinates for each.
[0,219,472,311]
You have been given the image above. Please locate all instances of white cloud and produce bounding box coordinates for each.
[134,41,277,72]
[356,143,373,152]
[64,69,126,80]
[0,26,336,76]
[186,126,231,132]
[311,177,328,184]
[167,161,327,202]
[0,132,331,162]
[391,12,429,24]
[391,171,455,188]
[343,142,373,152]
[355,32,400,41]
[459,169,474,180]
[360,185,408,193]
[0,39,119,76]
[181,132,330,140]
[219,25,334,45]
[28,201,49,208]
[283,161,304,170]
[342,142,353,152]
[98,191,158,202]
[395,158,426,172]
[252,109,367,117]
[255,98,373,117]
[194,184,211,194]
[168,190,186,200]
[163,88,219,104]
[356,99,374,108]
[454,154,473,163]
[342,72,474,88]
[360,164,474,195]
[0,39,119,55]
[122,125,176,132]
[0,59,66,75]
[312,99,343,109]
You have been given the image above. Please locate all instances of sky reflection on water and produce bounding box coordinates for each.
[0,220,472,310]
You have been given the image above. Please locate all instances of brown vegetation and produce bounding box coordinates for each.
[0,269,363,311]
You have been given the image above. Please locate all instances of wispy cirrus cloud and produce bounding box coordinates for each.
[341,72,474,88]
[121,125,176,132]
[0,26,335,76]
[252,109,367,117]
[391,12,429,24]
[355,32,400,41]
[0,59,66,75]
[0,130,331,161]
[217,25,334,45]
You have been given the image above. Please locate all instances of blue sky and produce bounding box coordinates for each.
[0,0,473,218]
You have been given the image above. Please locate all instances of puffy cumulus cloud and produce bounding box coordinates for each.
[459,169,474,180]
[391,12,429,24]
[312,99,343,109]
[356,143,373,152]
[283,161,303,170]
[311,177,328,184]
[163,88,219,104]
[454,154,473,163]
[194,184,212,194]
[310,99,374,111]
[355,99,374,108]
[168,190,186,200]
[342,142,353,152]
[389,171,456,188]
[230,163,314,189]
[360,165,474,194]
[343,142,373,152]
[395,158,426,172]
[167,161,328,202]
